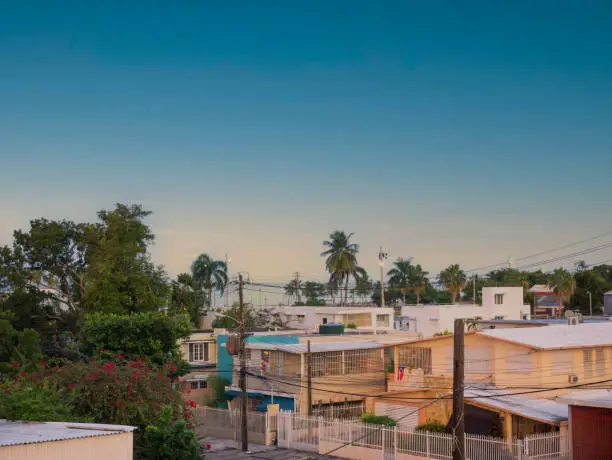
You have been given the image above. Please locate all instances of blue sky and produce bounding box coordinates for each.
[1,1,612,295]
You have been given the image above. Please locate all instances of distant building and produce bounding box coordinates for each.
[0,421,135,460]
[397,286,529,337]
[179,330,217,404]
[269,306,394,333]
[557,390,612,460]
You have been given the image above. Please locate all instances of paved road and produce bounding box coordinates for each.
[201,437,335,459]
[205,447,336,459]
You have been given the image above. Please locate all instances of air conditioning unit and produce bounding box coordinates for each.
[568,374,579,384]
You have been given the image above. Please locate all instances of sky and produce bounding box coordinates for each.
[1,1,612,303]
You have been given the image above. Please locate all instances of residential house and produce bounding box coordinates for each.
[557,389,612,460]
[528,284,560,316]
[226,340,387,413]
[371,322,612,439]
[478,317,611,330]
[180,329,217,404]
[0,421,135,460]
[269,306,394,333]
[397,287,529,337]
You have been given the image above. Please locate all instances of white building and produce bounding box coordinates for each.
[269,306,394,333]
[396,286,530,337]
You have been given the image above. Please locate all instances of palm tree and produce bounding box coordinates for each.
[190,253,228,306]
[410,264,429,304]
[439,264,467,304]
[355,272,374,303]
[321,231,359,305]
[284,279,301,305]
[550,268,576,317]
[387,258,412,305]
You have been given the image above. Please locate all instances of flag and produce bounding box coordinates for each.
[397,366,406,381]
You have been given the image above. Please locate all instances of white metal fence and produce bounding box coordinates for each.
[524,431,570,459]
[194,408,568,460]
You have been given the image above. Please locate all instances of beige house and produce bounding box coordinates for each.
[370,323,612,439]
[179,330,217,404]
[229,341,387,412]
[0,421,135,460]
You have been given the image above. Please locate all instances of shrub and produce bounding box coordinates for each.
[79,312,191,376]
[433,329,452,337]
[0,378,81,422]
[361,413,397,426]
[415,421,447,432]
[345,323,357,329]
[0,320,43,376]
[143,406,200,460]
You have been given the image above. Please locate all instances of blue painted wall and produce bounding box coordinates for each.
[216,334,300,386]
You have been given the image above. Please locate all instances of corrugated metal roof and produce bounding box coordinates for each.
[479,323,612,349]
[556,389,612,409]
[0,420,135,447]
[246,341,382,353]
[465,388,568,424]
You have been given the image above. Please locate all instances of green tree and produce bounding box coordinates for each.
[321,231,360,305]
[79,312,191,374]
[571,262,611,314]
[190,254,227,306]
[387,258,412,305]
[302,281,326,300]
[549,268,576,316]
[169,273,207,327]
[409,264,429,305]
[0,320,43,376]
[211,304,288,331]
[439,264,467,304]
[355,273,374,303]
[284,278,301,304]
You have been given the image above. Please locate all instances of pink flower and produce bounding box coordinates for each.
[188,400,197,408]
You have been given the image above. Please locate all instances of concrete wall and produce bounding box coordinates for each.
[0,432,133,460]
[399,287,529,337]
[319,440,383,460]
[270,306,394,332]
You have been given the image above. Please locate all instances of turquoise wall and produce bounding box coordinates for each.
[216,334,300,386]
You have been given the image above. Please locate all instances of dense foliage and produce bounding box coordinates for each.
[361,413,397,426]
[79,312,191,375]
[143,406,200,460]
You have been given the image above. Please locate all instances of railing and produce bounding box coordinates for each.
[311,401,365,420]
[193,407,568,459]
[524,431,570,459]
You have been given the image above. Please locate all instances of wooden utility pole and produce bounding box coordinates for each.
[306,340,313,416]
[452,318,465,460]
[238,274,248,452]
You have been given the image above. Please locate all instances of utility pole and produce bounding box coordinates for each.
[588,291,593,317]
[378,247,388,307]
[306,340,312,416]
[225,253,231,307]
[238,274,248,452]
[472,275,477,305]
[452,318,465,460]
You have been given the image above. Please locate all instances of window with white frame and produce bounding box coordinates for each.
[494,294,504,305]
[189,342,209,363]
[189,379,208,390]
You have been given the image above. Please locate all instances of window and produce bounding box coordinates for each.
[345,349,383,374]
[322,318,328,324]
[189,380,207,390]
[596,348,605,377]
[297,314,305,324]
[398,347,432,375]
[189,342,209,362]
[376,314,389,327]
[494,294,504,305]
[583,350,593,379]
[312,351,342,377]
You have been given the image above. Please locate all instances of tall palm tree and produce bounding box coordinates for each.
[190,253,228,306]
[284,279,301,305]
[439,264,467,304]
[410,264,429,304]
[550,268,576,317]
[321,231,359,305]
[387,258,412,305]
[355,272,374,303]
